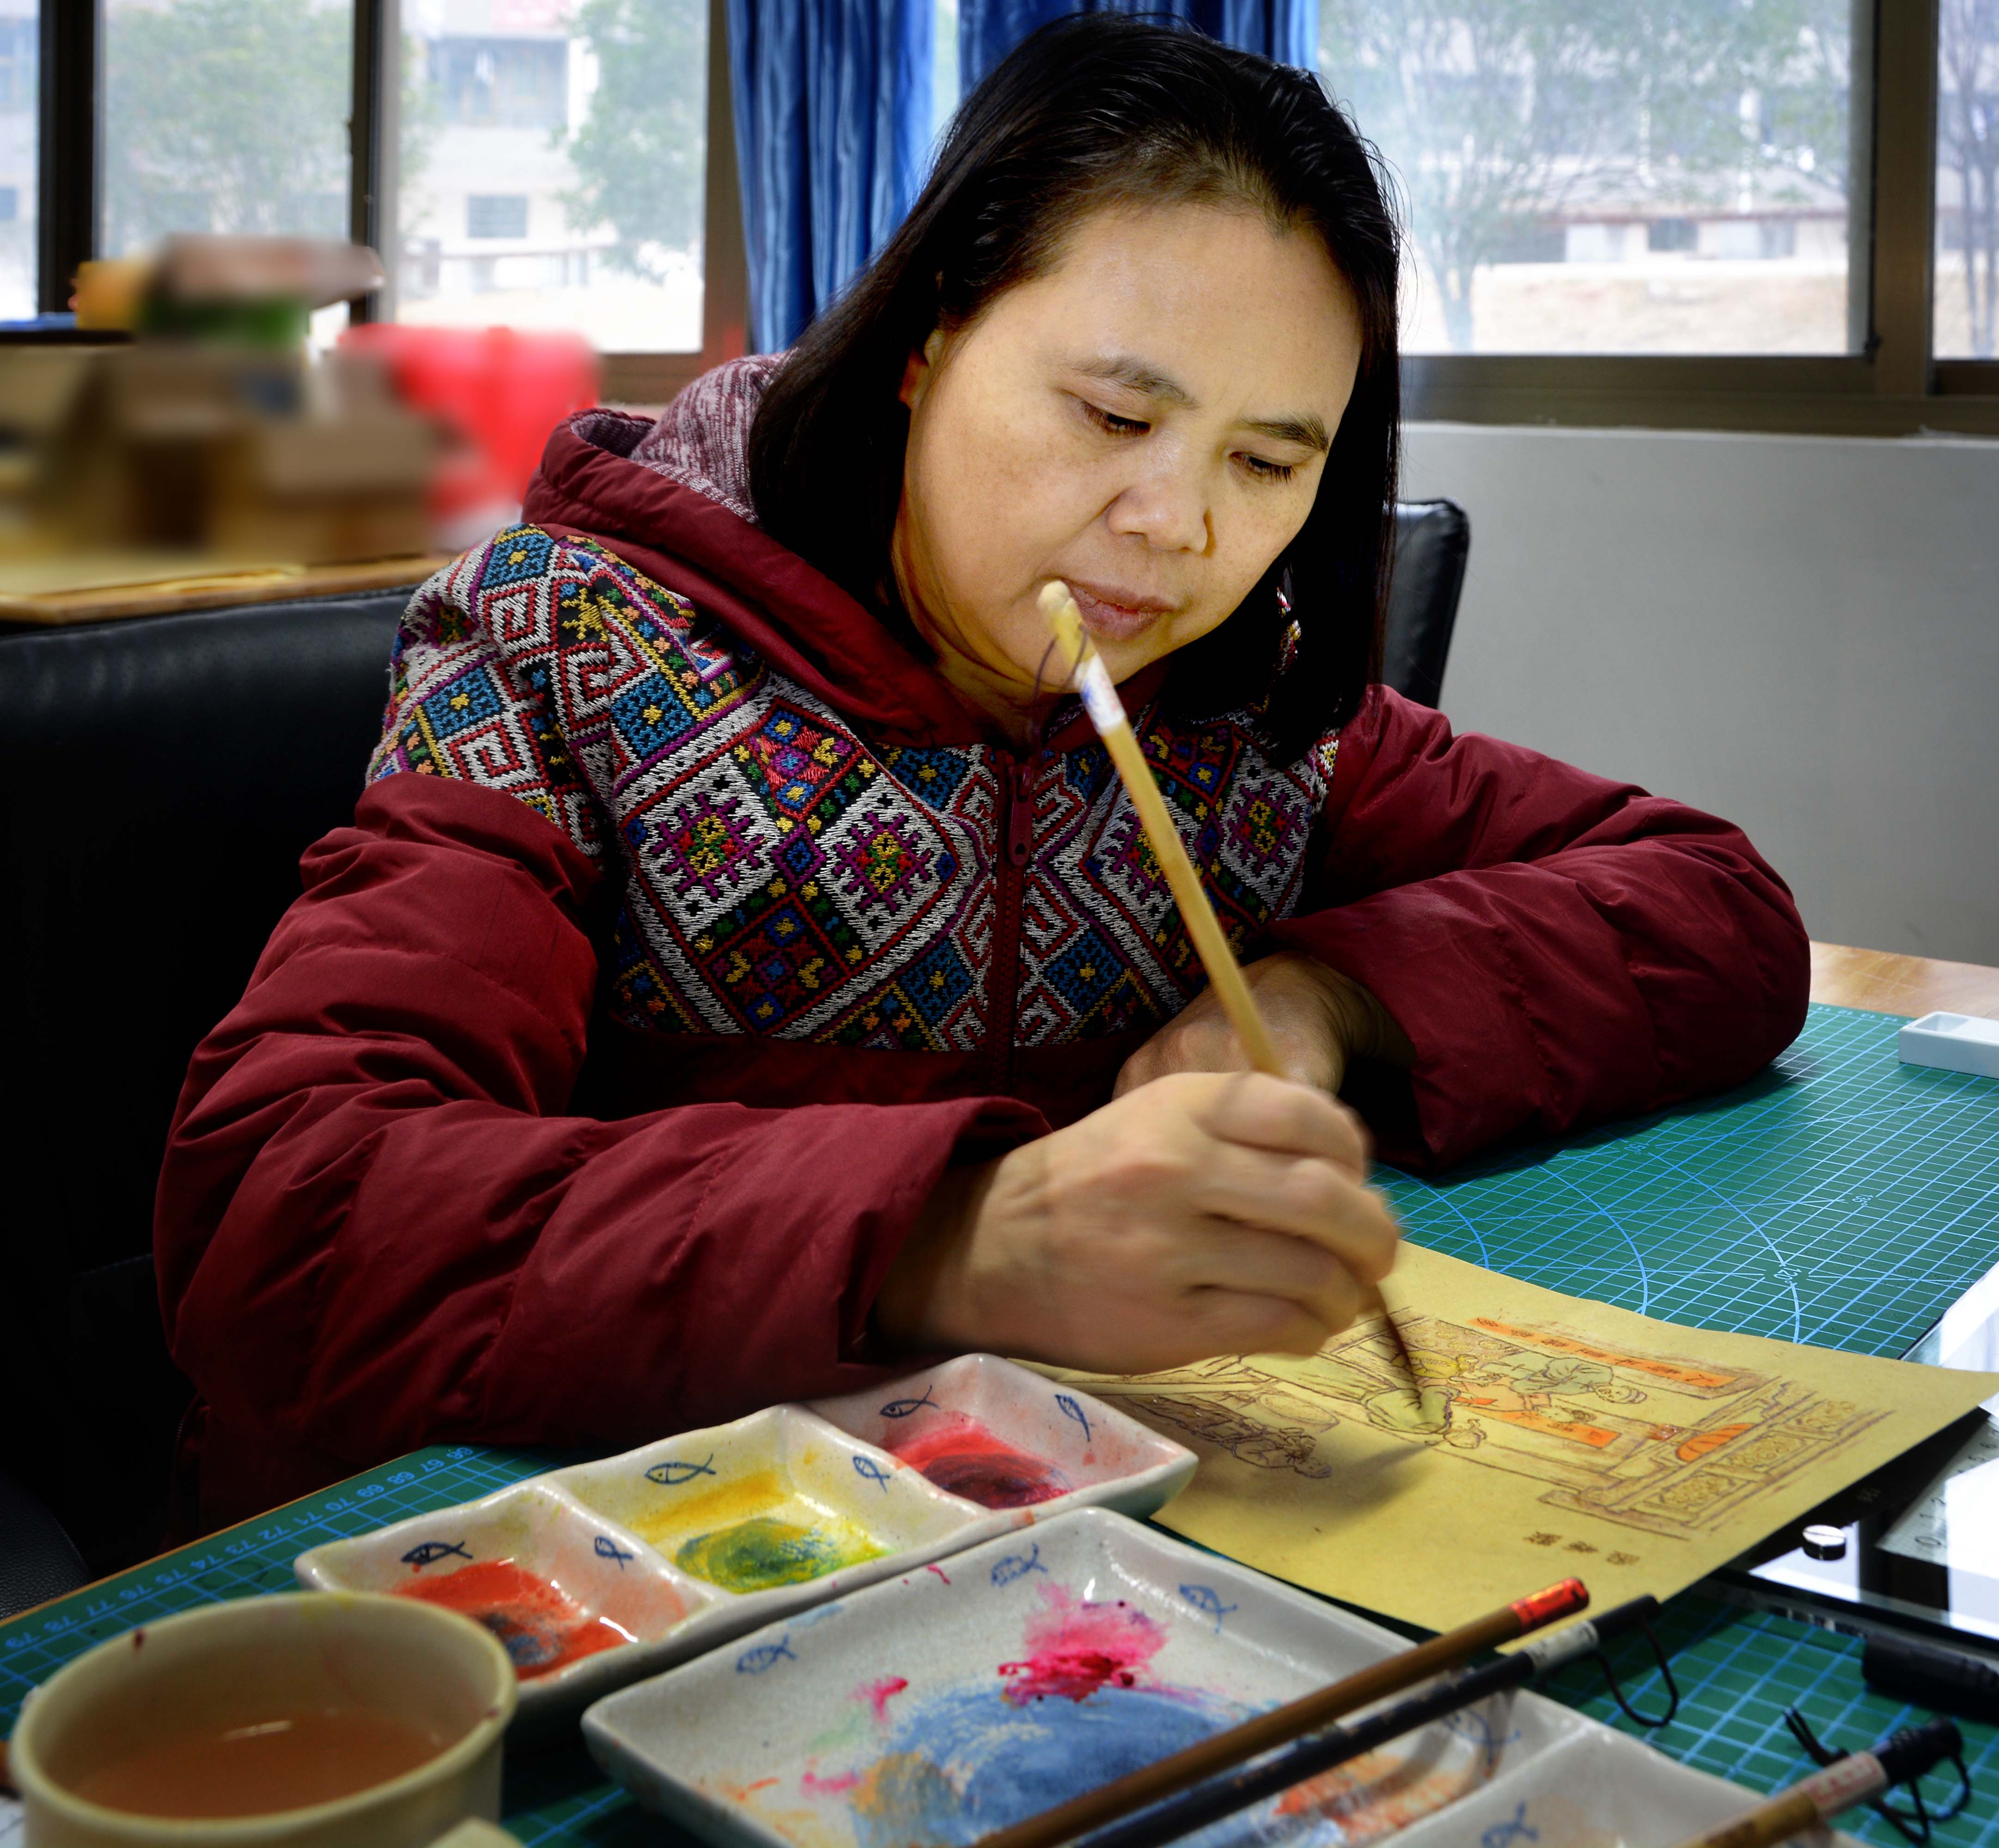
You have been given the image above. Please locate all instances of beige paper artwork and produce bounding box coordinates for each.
[1046,1245,1999,1633]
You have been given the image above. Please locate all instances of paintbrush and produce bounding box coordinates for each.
[1662,1717,1961,1848]
[1037,581,1426,1407]
[972,1578,1590,1848]
[1071,1594,1662,1848]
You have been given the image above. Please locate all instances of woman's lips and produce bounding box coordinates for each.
[1067,583,1174,644]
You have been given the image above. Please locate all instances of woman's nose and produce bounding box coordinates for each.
[1105,464,1213,555]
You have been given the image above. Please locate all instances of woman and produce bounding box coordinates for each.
[157,17,1807,1531]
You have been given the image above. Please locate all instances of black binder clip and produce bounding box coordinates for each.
[1782,1708,1971,1844]
[1590,1610,1681,1727]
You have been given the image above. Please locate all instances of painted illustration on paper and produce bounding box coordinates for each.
[1091,1309,1891,1541]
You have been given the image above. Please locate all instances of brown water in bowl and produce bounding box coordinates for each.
[67,1707,449,1818]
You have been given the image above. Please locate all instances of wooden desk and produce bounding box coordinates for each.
[1809,939,1999,1020]
[0,553,453,626]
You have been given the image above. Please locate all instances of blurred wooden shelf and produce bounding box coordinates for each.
[0,552,453,626]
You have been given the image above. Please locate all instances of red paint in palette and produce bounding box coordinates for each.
[395,1560,633,1680]
[886,1415,1073,1509]
[999,1586,1167,1705]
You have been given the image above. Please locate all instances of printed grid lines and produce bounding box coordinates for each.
[1542,1592,1999,1848]
[1381,1004,1999,1360]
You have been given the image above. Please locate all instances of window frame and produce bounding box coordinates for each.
[37,0,744,401]
[1395,0,1999,434]
[32,0,1998,430]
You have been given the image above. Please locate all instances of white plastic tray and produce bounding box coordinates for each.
[1899,1010,1999,1079]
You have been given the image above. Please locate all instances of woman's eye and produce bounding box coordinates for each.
[1238,454,1298,483]
[1080,401,1149,437]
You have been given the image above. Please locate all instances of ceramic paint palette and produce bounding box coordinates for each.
[296,1358,1194,1733]
[809,1353,1193,1517]
[555,1408,973,1598]
[584,1508,1866,1848]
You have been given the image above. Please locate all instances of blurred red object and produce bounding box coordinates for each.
[340,324,600,545]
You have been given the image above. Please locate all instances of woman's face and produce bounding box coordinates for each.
[893,201,1365,723]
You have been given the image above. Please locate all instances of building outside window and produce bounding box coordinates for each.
[1318,1,1855,355]
[392,0,708,353]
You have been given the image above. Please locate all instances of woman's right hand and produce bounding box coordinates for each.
[874,1071,1403,1375]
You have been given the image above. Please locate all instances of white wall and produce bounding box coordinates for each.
[1402,422,1999,967]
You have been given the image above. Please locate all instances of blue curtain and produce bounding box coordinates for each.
[728,0,1317,353]
[729,0,934,353]
[958,1,1318,94]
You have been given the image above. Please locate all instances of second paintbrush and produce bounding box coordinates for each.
[1037,579,1425,1402]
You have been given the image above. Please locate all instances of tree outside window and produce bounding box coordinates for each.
[1320,0,1853,355]
[1937,0,1999,357]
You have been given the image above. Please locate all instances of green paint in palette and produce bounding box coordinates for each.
[676,1513,885,1592]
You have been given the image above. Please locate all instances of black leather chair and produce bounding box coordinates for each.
[1,1468,90,1621]
[1383,499,1470,709]
[0,585,417,1588]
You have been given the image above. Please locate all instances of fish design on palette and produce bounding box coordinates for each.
[594,1535,635,1568]
[852,1454,893,1491]
[1177,1583,1237,1632]
[735,1636,796,1674]
[989,1541,1047,1587]
[1481,1801,1536,1848]
[645,1453,718,1487]
[1054,1393,1092,1442]
[400,1540,472,1569]
[878,1385,938,1419]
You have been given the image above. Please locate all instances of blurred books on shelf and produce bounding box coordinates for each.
[0,235,604,608]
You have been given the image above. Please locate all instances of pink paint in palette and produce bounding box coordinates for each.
[998,1585,1166,1702]
[884,1415,1073,1510]
[807,1353,1195,1521]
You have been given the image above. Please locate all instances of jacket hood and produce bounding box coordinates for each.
[521,359,987,748]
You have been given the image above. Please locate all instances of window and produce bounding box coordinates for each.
[390,0,710,354]
[1935,0,1999,358]
[433,37,569,129]
[0,2,35,320]
[12,0,1995,427]
[100,0,355,255]
[1320,0,1856,356]
[466,194,530,240]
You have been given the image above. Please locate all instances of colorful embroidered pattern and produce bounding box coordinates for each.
[371,527,1337,1052]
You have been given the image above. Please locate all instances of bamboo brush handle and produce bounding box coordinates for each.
[1038,584,1415,1365]
[1040,588,1284,1077]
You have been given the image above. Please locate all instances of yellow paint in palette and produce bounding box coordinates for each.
[628,1467,887,1593]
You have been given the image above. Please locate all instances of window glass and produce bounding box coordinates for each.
[934,0,960,152]
[0,0,32,319]
[1320,1,1855,354]
[102,0,355,256]
[1936,0,1999,359]
[394,0,707,352]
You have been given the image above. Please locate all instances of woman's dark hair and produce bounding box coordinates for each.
[748,13,1401,758]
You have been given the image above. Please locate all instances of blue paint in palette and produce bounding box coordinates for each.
[843,1683,1249,1848]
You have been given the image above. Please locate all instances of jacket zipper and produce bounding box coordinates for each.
[991,749,1037,1092]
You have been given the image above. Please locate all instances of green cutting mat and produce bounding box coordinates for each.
[1380,1002,1999,1357]
[5,1444,1993,1847]
[5,1002,1997,1844]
